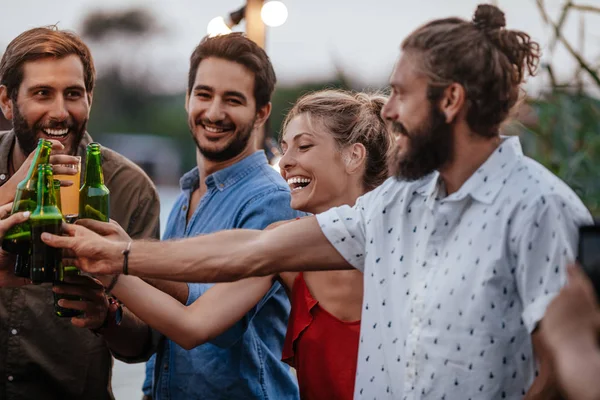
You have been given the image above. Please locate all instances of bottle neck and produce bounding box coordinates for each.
[36,169,57,209]
[84,151,104,186]
[24,144,52,183]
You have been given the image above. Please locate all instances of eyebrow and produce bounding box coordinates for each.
[27,84,86,93]
[193,85,248,103]
[280,132,315,146]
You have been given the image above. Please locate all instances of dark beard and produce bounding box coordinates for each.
[388,103,454,181]
[12,104,86,156]
[190,117,255,163]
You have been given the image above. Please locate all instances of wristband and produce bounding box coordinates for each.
[122,241,132,275]
[104,274,120,294]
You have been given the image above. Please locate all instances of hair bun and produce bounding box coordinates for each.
[472,4,506,33]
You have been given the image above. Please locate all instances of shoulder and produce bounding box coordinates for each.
[507,156,590,219]
[502,157,592,241]
[358,175,430,216]
[237,163,292,203]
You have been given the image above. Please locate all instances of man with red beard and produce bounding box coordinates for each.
[0,26,160,399]
[44,4,595,400]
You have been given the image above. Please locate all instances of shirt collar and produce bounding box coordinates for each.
[180,150,269,192]
[447,135,523,205]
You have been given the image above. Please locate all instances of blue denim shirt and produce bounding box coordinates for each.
[143,151,301,400]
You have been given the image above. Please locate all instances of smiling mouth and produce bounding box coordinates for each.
[200,122,234,135]
[287,177,312,192]
[42,128,69,139]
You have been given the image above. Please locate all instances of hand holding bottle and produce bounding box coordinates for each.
[52,274,109,329]
[0,209,32,287]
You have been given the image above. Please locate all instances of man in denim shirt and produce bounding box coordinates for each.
[127,33,300,399]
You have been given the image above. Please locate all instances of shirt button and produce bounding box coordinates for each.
[0,174,5,180]
[7,376,13,382]
[163,363,168,371]
[11,329,17,335]
[219,183,224,189]
[182,205,187,211]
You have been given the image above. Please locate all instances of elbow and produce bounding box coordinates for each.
[169,324,210,351]
[175,333,209,351]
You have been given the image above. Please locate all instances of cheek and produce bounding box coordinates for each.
[68,102,91,121]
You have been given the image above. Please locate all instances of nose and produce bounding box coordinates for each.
[48,95,69,121]
[204,99,225,122]
[279,148,296,174]
[380,97,396,122]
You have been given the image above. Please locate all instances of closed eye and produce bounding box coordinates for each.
[299,145,313,151]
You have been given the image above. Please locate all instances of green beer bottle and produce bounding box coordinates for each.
[79,143,109,222]
[52,179,83,317]
[30,164,63,284]
[3,139,53,277]
[53,179,63,215]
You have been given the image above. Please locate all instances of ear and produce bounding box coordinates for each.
[0,85,14,121]
[184,92,190,113]
[343,142,367,175]
[439,82,466,124]
[254,102,272,129]
[86,91,94,112]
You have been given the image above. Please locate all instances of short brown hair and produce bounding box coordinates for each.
[187,33,276,110]
[0,26,95,99]
[402,4,541,137]
[282,90,392,191]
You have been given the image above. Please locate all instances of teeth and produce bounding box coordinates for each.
[286,177,311,185]
[204,125,226,133]
[44,128,69,136]
[287,176,310,191]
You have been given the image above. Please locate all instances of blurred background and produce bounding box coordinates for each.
[2,0,600,397]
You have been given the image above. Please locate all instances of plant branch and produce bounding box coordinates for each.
[536,0,600,88]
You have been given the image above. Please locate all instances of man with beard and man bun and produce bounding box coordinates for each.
[0,26,160,399]
[80,33,301,400]
[42,4,593,399]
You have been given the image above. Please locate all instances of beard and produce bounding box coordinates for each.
[388,103,454,181]
[12,104,86,156]
[190,116,255,163]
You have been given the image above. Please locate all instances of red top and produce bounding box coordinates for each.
[282,273,361,400]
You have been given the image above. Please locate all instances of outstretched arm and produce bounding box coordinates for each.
[82,273,276,350]
[42,215,352,282]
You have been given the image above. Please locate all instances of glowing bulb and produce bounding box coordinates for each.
[207,16,232,37]
[261,1,288,27]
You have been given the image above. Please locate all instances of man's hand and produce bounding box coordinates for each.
[42,223,126,276]
[8,140,79,188]
[52,274,109,330]
[0,208,31,287]
[76,219,131,242]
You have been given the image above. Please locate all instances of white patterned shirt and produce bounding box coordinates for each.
[316,136,592,400]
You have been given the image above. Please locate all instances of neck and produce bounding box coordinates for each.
[10,140,28,176]
[310,182,366,215]
[196,143,257,191]
[439,129,501,195]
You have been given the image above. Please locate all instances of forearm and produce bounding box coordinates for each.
[142,278,189,304]
[526,329,561,400]
[124,217,350,282]
[110,275,272,350]
[552,336,600,400]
